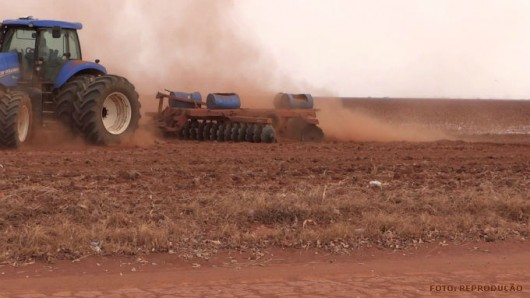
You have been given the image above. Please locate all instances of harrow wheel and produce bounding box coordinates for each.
[285,117,306,140]
[301,124,324,142]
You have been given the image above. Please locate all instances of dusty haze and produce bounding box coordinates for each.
[4,0,307,110]
[4,0,525,143]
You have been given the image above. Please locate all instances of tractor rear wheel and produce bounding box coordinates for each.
[55,75,94,131]
[74,75,141,145]
[0,91,33,148]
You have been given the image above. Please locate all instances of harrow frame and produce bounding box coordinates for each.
[152,91,324,142]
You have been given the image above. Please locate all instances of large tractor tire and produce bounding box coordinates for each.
[55,75,94,130]
[73,75,141,145]
[0,91,33,148]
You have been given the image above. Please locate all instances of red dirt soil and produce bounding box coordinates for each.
[0,98,528,296]
[0,241,529,296]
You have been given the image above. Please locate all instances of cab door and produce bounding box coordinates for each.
[38,28,81,82]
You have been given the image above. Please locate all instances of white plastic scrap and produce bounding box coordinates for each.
[369,180,383,189]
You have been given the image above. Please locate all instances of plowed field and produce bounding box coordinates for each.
[0,98,528,263]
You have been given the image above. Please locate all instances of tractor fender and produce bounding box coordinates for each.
[0,52,21,88]
[54,60,107,89]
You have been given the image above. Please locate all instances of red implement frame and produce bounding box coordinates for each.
[153,92,322,140]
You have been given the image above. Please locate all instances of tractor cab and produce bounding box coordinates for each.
[0,17,83,85]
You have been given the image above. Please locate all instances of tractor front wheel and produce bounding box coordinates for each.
[74,75,141,145]
[0,91,33,148]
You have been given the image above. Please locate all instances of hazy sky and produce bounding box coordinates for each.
[237,0,530,98]
[4,0,530,99]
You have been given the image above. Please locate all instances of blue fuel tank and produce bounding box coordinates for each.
[206,93,241,109]
[169,91,202,108]
[274,93,314,109]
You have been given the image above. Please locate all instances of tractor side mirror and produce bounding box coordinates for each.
[52,26,61,38]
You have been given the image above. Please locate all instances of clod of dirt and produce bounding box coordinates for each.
[119,170,141,180]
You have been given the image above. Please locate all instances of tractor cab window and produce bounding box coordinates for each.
[0,28,36,53]
[0,28,37,80]
[38,28,81,60]
[38,28,81,81]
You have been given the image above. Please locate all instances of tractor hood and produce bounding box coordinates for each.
[0,52,21,88]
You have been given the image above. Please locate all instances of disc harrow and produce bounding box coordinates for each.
[152,91,324,143]
[175,119,275,143]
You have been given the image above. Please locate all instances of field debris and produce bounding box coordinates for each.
[91,241,103,253]
[369,180,383,189]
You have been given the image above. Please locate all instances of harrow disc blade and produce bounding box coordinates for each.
[231,123,240,142]
[217,124,225,142]
[261,125,276,143]
[238,123,247,142]
[252,124,263,143]
[209,123,219,141]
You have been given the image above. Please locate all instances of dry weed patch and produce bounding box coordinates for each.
[0,140,528,262]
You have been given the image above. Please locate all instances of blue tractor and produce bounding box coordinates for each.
[0,17,141,148]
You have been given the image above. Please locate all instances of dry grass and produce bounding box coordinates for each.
[0,140,528,263]
[0,180,528,263]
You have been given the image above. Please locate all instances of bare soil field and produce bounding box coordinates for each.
[0,98,528,295]
[341,97,530,135]
[2,138,528,261]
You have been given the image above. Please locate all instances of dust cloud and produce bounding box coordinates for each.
[85,0,303,111]
[4,1,449,144]
[4,0,303,110]
[316,99,448,142]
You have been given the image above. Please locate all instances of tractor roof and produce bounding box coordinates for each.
[2,17,82,30]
